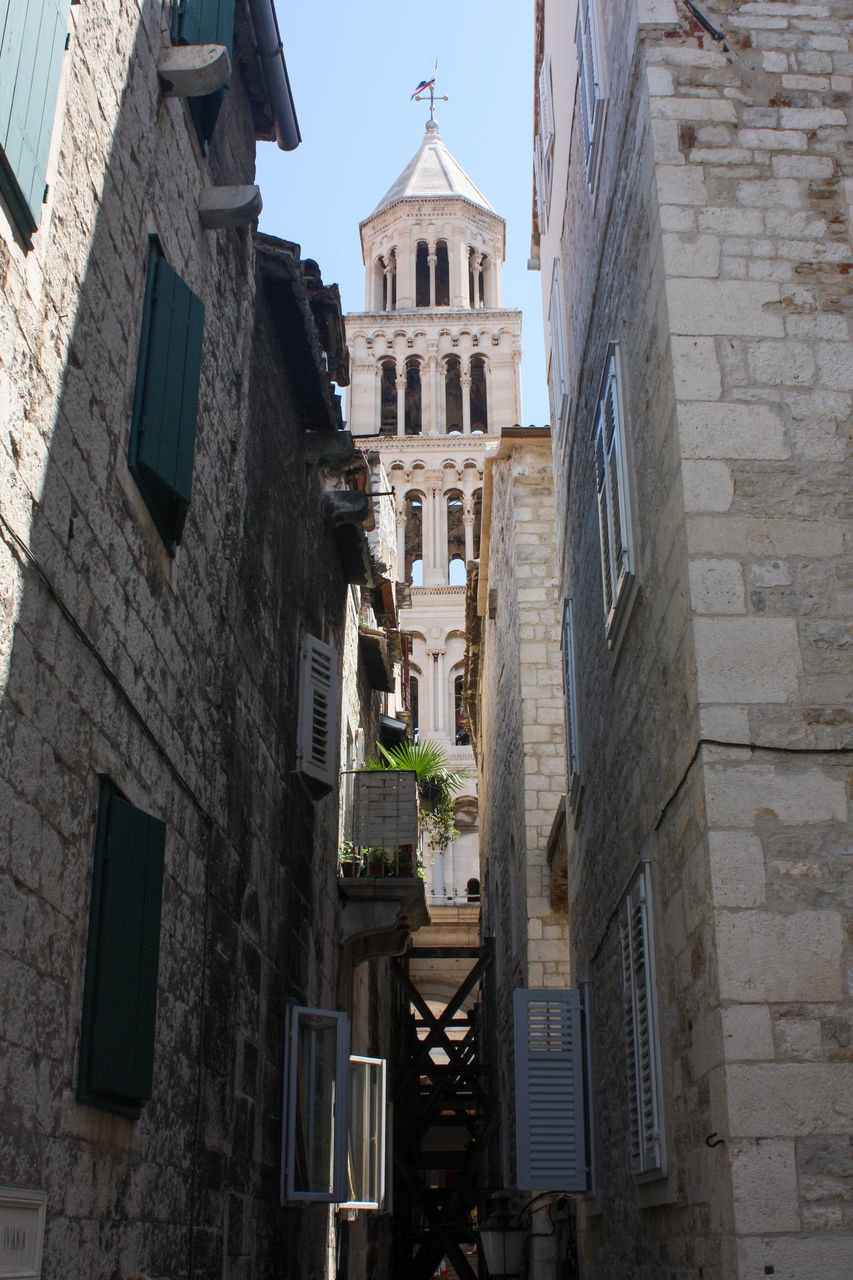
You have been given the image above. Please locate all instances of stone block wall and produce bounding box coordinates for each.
[0,4,360,1278]
[474,431,569,1186]
[540,0,851,1274]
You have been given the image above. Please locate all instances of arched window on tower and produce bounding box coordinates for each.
[380,359,397,434]
[468,248,485,309]
[470,357,488,433]
[454,674,469,745]
[446,490,465,584]
[405,494,423,586]
[410,675,419,740]
[435,240,450,307]
[445,357,462,434]
[415,241,429,308]
[405,358,422,434]
[472,488,483,559]
[374,258,385,311]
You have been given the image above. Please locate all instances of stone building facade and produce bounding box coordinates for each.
[0,3,407,1278]
[464,427,571,1247]
[524,0,853,1276]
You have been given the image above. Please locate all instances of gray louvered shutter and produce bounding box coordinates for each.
[594,414,614,616]
[514,988,587,1192]
[620,869,664,1176]
[297,635,339,790]
[561,599,580,787]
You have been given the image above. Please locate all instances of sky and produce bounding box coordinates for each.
[255,0,550,429]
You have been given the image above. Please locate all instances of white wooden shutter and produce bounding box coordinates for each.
[620,868,665,1177]
[514,988,587,1192]
[297,634,339,790]
[595,349,631,625]
[549,263,569,433]
[538,55,555,155]
[282,1006,350,1204]
[561,599,580,788]
[533,135,545,224]
[576,0,605,179]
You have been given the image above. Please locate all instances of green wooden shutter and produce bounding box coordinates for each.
[130,242,204,550]
[174,0,235,56]
[0,0,70,236]
[80,788,166,1113]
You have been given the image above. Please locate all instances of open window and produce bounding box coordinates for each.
[281,1007,388,1209]
[594,344,634,638]
[344,1056,387,1210]
[282,1006,350,1203]
[621,865,666,1180]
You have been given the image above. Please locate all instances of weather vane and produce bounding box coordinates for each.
[411,61,448,123]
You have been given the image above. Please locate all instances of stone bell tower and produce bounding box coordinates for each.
[345,117,522,908]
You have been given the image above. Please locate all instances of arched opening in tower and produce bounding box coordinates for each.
[415,241,429,308]
[409,674,419,740]
[405,494,423,585]
[405,358,422,434]
[445,357,462,433]
[446,491,465,583]
[374,257,385,311]
[379,359,397,434]
[468,248,485,309]
[435,240,449,306]
[470,357,488,433]
[472,488,483,558]
[454,674,469,745]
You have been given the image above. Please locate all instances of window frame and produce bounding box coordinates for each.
[575,0,606,186]
[593,343,634,640]
[561,597,581,796]
[620,864,666,1181]
[281,1005,351,1204]
[342,1055,387,1211]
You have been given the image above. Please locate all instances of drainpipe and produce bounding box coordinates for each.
[248,0,301,151]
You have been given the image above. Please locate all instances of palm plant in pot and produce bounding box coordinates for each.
[361,739,468,863]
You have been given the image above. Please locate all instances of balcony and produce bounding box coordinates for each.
[338,769,429,963]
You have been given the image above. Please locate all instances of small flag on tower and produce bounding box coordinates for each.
[411,77,435,99]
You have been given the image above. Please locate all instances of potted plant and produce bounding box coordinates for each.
[362,740,467,860]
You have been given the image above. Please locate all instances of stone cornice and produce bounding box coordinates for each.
[346,308,522,327]
[408,585,467,597]
[356,434,499,451]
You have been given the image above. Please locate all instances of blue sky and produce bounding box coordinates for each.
[256,0,549,429]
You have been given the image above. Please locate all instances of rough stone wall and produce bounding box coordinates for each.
[645,1,853,1271]
[0,3,354,1278]
[545,0,852,1276]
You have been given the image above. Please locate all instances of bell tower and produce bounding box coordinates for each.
[345,118,523,907]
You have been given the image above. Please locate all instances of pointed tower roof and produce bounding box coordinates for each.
[368,121,494,217]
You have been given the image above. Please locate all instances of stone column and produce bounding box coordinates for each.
[374,363,382,430]
[436,649,447,735]
[463,510,475,564]
[436,357,446,434]
[472,253,483,309]
[424,345,437,434]
[461,365,472,434]
[396,506,406,580]
[396,365,406,436]
[428,244,437,308]
[384,257,395,312]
